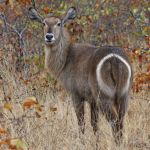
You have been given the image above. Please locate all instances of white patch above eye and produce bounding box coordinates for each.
[57,22,61,26]
[54,21,61,28]
[43,20,48,26]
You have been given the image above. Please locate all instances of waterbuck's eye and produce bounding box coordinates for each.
[57,22,61,27]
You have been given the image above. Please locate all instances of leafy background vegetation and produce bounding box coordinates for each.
[0,0,149,149]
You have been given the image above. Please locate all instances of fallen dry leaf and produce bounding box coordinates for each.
[0,138,28,150]
[0,128,7,135]
[10,138,28,150]
[4,103,13,112]
[22,97,38,110]
[35,104,43,112]
[50,107,57,112]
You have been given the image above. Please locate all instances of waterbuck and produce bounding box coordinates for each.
[29,7,133,143]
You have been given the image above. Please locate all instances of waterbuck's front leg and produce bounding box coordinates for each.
[72,93,85,133]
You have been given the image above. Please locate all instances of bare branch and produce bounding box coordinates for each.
[0,13,26,38]
[6,22,20,35]
[0,0,7,3]
[130,9,148,25]
[32,0,36,9]
[0,12,7,31]
[20,26,27,37]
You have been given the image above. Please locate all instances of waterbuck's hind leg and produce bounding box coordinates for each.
[72,94,85,133]
[114,93,128,144]
[110,115,123,145]
[91,101,99,134]
[98,96,121,144]
[103,93,128,144]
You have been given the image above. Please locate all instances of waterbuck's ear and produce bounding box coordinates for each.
[28,7,43,23]
[62,7,77,24]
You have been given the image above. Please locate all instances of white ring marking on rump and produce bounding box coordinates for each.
[96,53,131,97]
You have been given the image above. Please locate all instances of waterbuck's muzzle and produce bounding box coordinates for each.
[45,33,55,44]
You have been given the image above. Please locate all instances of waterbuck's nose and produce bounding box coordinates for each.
[45,33,54,41]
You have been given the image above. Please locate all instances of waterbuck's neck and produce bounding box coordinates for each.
[45,32,70,77]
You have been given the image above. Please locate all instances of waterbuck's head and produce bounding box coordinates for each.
[28,7,76,46]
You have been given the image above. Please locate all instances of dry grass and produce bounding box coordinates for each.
[0,54,149,150]
[0,69,149,150]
